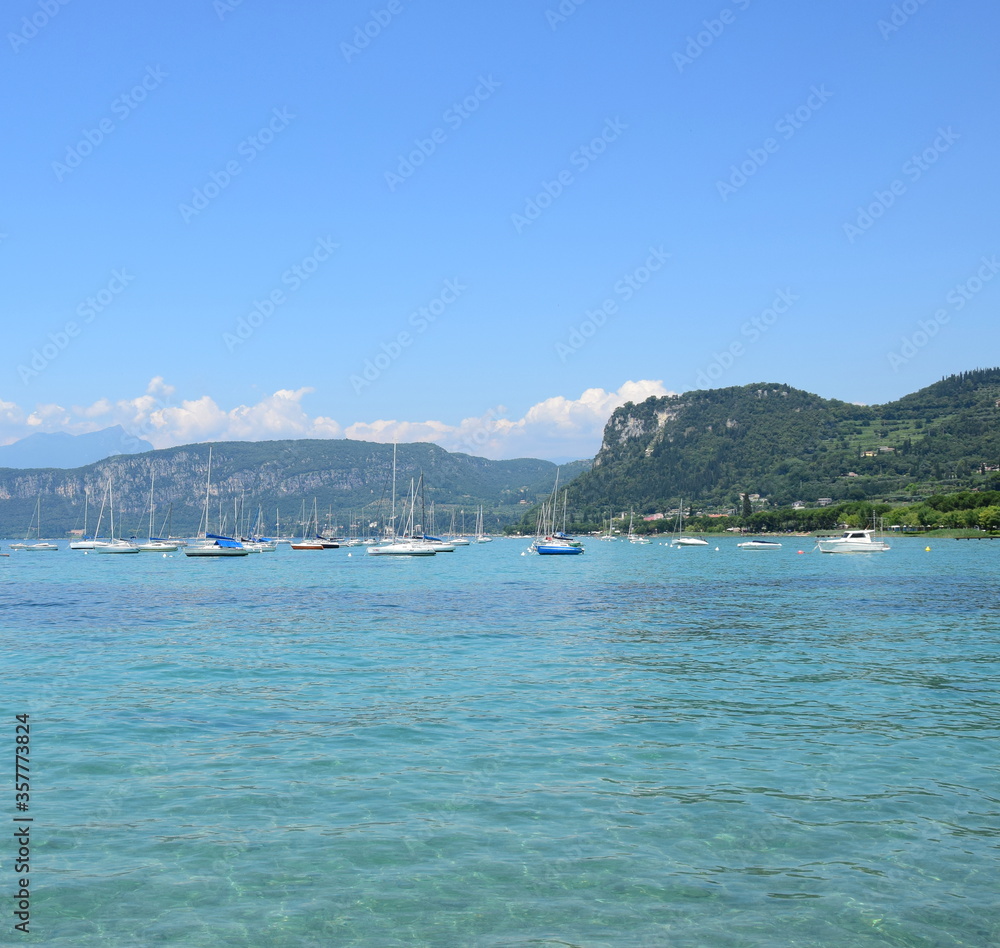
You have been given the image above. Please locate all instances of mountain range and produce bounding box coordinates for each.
[2,370,997,538]
[0,439,589,538]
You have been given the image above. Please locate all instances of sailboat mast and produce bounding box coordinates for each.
[202,446,213,538]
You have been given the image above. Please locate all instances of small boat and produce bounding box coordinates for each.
[184,534,249,557]
[94,477,139,553]
[532,536,584,555]
[737,539,782,550]
[526,479,585,555]
[626,510,650,544]
[816,528,890,554]
[670,500,709,547]
[9,496,59,551]
[134,472,178,551]
[367,540,436,556]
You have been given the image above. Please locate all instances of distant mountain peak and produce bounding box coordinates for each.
[0,425,154,469]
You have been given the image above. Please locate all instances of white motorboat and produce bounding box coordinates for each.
[816,529,890,553]
[737,539,782,550]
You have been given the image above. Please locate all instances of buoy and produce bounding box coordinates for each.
[925,546,931,552]
[797,550,805,555]
[347,552,352,557]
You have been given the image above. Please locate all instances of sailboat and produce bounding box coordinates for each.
[184,446,249,557]
[291,499,325,550]
[474,505,492,542]
[446,509,471,546]
[627,509,650,544]
[368,444,436,556]
[96,477,139,553]
[69,489,99,549]
[670,500,709,547]
[527,476,584,555]
[9,496,59,551]
[134,472,178,551]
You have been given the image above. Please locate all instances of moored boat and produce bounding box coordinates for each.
[816,528,890,553]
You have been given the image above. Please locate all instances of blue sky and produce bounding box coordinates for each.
[2,0,997,460]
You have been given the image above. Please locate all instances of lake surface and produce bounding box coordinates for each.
[1,537,998,947]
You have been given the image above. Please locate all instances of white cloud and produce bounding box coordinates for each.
[0,378,674,459]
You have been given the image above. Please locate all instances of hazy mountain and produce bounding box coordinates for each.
[0,426,153,470]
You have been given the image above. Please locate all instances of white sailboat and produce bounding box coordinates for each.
[96,477,139,553]
[627,509,650,544]
[9,496,59,551]
[368,444,436,556]
[184,446,249,557]
[474,504,492,542]
[134,472,178,551]
[670,501,709,547]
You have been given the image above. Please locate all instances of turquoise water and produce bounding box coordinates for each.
[1,538,998,947]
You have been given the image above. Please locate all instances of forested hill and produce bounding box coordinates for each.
[567,369,1000,516]
[0,439,590,537]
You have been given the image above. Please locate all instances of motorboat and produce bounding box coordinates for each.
[737,539,782,550]
[816,528,890,553]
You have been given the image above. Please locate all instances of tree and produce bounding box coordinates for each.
[741,493,753,519]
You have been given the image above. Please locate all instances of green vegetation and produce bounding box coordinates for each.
[564,369,1000,520]
[0,440,591,538]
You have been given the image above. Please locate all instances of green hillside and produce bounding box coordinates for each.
[0,440,590,538]
[564,368,1000,520]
